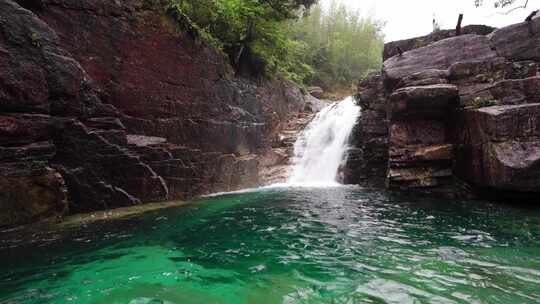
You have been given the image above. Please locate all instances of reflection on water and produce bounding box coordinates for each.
[1,187,539,304]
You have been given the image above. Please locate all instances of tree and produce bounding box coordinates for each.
[168,0,317,77]
[288,1,384,92]
[168,0,384,92]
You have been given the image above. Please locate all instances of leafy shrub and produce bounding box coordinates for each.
[167,0,383,91]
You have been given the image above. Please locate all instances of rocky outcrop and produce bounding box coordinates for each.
[0,0,311,226]
[386,85,459,192]
[384,34,502,92]
[0,0,152,223]
[343,73,388,187]
[456,104,540,193]
[383,25,495,61]
[348,16,540,199]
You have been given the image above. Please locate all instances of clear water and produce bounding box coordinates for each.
[1,187,540,304]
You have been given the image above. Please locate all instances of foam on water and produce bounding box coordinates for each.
[288,96,360,186]
[205,98,360,198]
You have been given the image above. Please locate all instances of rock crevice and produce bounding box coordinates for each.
[347,17,540,199]
[0,0,315,227]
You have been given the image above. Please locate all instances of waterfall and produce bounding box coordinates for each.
[288,96,360,186]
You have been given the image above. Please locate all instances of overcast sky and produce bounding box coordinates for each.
[320,0,538,41]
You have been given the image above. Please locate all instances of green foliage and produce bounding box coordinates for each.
[167,0,316,79]
[288,1,384,92]
[167,0,383,91]
[465,96,498,109]
[30,32,41,48]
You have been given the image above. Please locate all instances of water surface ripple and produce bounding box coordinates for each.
[1,188,539,304]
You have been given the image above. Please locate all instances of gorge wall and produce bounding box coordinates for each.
[0,0,315,227]
[346,17,540,200]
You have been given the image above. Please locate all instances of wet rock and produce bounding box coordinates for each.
[389,84,459,119]
[0,114,54,146]
[343,74,388,187]
[307,86,324,99]
[456,104,540,193]
[0,0,139,220]
[127,135,167,147]
[0,141,56,162]
[0,164,67,227]
[0,0,312,227]
[356,72,386,112]
[304,94,327,113]
[459,104,540,144]
[387,166,453,189]
[390,144,454,164]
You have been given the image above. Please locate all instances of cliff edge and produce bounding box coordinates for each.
[0,0,314,226]
[347,16,540,200]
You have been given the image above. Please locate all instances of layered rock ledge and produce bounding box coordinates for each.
[346,16,540,200]
[0,0,317,227]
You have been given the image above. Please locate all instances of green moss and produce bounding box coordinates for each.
[166,3,224,53]
[30,32,41,48]
[464,96,498,109]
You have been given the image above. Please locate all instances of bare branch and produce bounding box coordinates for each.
[499,0,529,15]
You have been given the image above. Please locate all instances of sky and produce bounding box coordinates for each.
[320,0,538,42]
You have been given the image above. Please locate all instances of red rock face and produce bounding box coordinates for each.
[0,0,308,227]
[457,104,540,192]
[38,0,264,152]
[41,1,226,119]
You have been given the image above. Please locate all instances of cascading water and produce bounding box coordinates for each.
[288,96,360,186]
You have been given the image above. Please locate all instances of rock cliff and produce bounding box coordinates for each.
[347,17,540,199]
[0,0,314,226]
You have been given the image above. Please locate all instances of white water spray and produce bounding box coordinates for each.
[288,96,360,186]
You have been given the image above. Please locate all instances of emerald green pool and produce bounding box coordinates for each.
[1,187,539,304]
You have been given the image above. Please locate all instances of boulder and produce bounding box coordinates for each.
[383,35,500,91]
[307,86,324,99]
[489,76,540,105]
[388,84,459,119]
[456,103,540,193]
[488,17,540,62]
[383,25,495,60]
[0,164,67,227]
